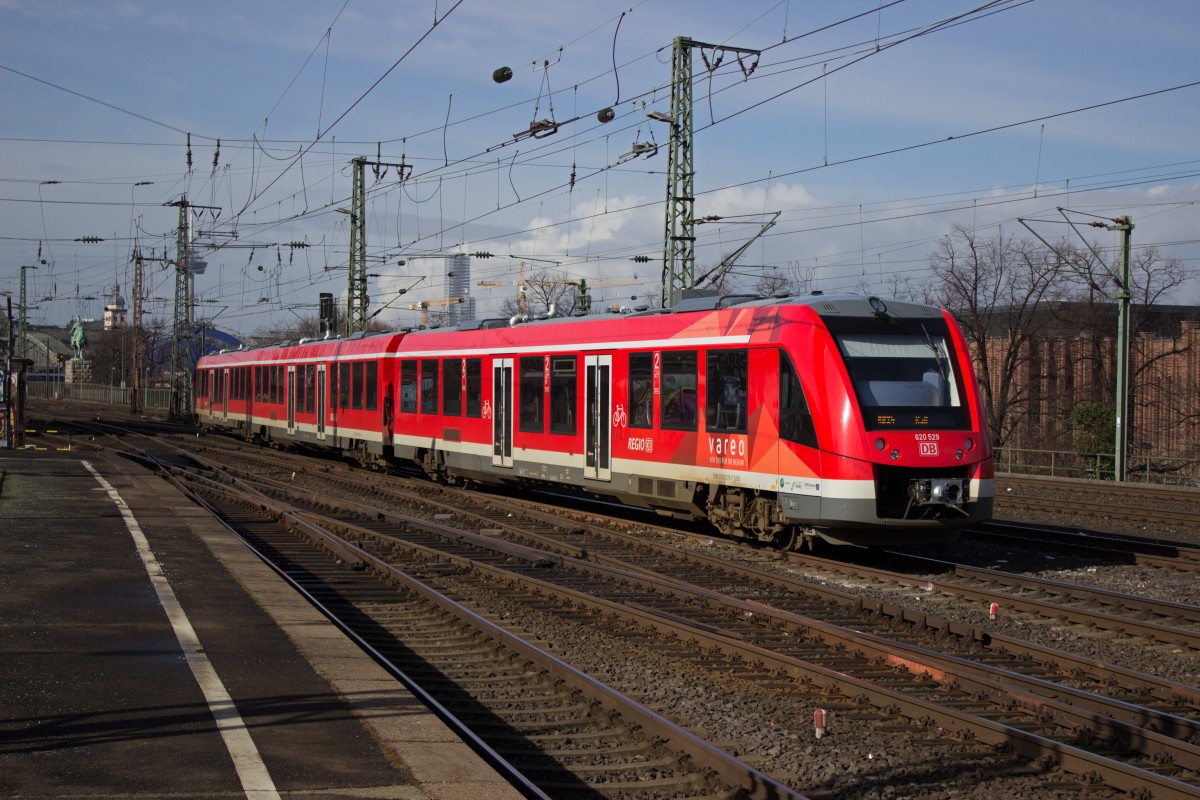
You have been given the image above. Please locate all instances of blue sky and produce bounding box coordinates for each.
[2,0,1198,335]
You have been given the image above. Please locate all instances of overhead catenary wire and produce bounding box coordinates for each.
[5,0,1197,330]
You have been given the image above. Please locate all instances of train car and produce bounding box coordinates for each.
[195,330,404,463]
[196,293,993,547]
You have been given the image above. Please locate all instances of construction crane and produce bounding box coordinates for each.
[477,262,638,316]
[407,296,465,327]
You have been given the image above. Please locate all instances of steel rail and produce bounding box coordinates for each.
[163,458,806,800]
[299,504,1200,799]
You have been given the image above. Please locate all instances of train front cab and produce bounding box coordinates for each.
[779,300,994,546]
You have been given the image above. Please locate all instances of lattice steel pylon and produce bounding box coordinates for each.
[168,196,191,419]
[345,153,414,335]
[130,249,144,413]
[659,35,760,308]
[346,157,367,336]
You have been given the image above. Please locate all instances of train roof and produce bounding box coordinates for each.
[196,293,950,366]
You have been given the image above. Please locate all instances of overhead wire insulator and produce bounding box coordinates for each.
[493,66,513,83]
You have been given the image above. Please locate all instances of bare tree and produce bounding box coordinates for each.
[753,271,799,298]
[1056,242,1197,465]
[526,270,580,317]
[870,272,938,305]
[929,225,1067,448]
[139,316,172,387]
[82,328,130,387]
[253,313,322,342]
[498,269,580,319]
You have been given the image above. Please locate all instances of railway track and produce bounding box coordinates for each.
[192,437,1200,683]
[155,438,1200,796]
[971,520,1200,572]
[995,475,1200,536]
[25,409,1200,797]
[46,418,800,799]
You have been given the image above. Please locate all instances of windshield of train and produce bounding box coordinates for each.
[825,314,969,430]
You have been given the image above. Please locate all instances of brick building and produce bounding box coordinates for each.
[976,303,1200,475]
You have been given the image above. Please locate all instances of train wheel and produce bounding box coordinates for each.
[773,528,798,551]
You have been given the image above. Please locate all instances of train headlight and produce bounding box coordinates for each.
[890,449,900,461]
[874,438,886,451]
[964,437,975,451]
[956,449,964,460]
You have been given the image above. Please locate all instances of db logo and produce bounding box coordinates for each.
[919,442,939,457]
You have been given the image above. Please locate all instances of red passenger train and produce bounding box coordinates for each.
[194,293,994,547]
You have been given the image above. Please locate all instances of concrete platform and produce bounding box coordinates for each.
[0,447,523,800]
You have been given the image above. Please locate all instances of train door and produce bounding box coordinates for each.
[286,365,296,434]
[584,354,612,481]
[244,368,253,428]
[492,357,513,468]
[220,368,230,421]
[316,365,327,441]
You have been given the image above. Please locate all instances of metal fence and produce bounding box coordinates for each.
[994,446,1200,486]
[26,380,173,411]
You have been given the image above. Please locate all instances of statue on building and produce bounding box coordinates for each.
[69,316,87,360]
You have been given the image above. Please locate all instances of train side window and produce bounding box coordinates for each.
[660,350,697,430]
[779,350,818,448]
[443,358,463,417]
[329,364,338,409]
[518,356,544,432]
[629,352,653,428]
[400,360,417,413]
[705,349,747,433]
[420,359,439,414]
[365,362,378,411]
[338,363,351,408]
[549,356,576,435]
[351,362,364,409]
[465,358,482,417]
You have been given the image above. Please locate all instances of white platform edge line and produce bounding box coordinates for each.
[82,460,281,800]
